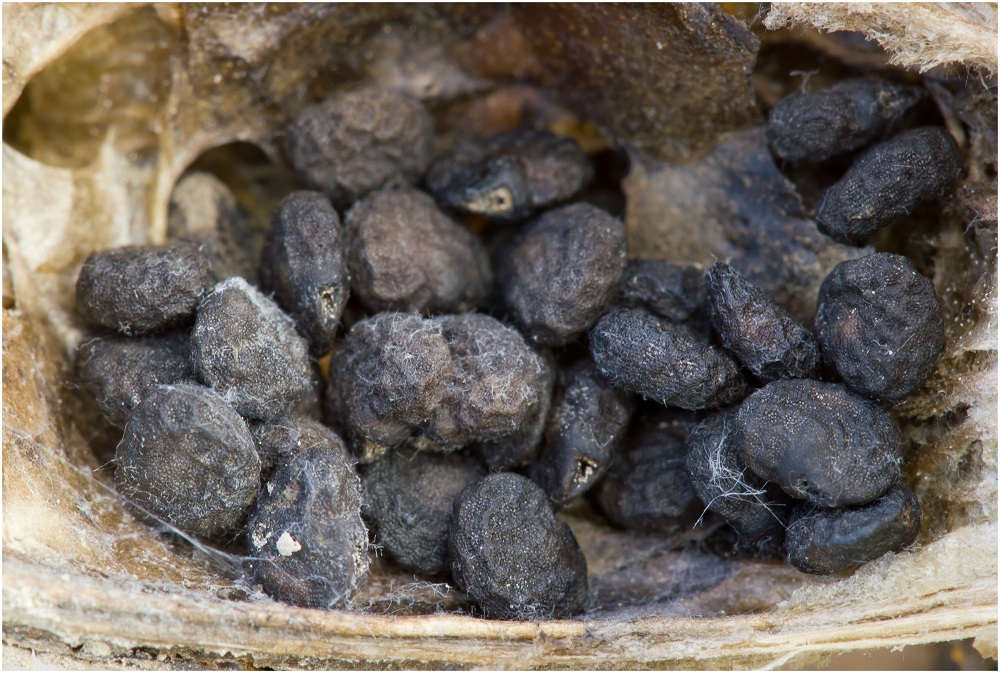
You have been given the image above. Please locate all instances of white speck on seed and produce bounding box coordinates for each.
[277,531,302,556]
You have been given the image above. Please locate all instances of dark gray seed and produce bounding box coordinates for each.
[785,482,922,574]
[246,446,369,609]
[735,379,901,507]
[589,307,748,410]
[362,447,486,577]
[618,259,705,323]
[114,384,260,538]
[259,191,349,357]
[816,127,964,244]
[250,416,349,482]
[816,252,945,402]
[449,473,588,620]
[705,262,820,382]
[75,242,214,334]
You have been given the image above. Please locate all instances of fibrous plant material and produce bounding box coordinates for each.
[449,472,588,619]
[259,191,349,357]
[250,416,349,482]
[344,188,491,315]
[114,383,261,539]
[816,252,945,402]
[735,379,902,508]
[75,242,214,334]
[246,445,369,609]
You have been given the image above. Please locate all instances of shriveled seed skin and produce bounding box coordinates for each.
[362,447,486,577]
[250,416,349,482]
[785,482,922,574]
[619,259,705,323]
[705,262,820,382]
[75,242,214,334]
[767,77,926,164]
[816,252,944,402]
[191,277,316,421]
[499,203,627,346]
[735,380,901,507]
[816,127,964,244]
[115,384,260,539]
[246,446,369,609]
[589,307,748,410]
[344,189,491,314]
[75,331,195,427]
[449,473,588,620]
[259,191,349,357]
[285,88,433,207]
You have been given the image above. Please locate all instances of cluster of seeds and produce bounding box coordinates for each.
[74,76,960,618]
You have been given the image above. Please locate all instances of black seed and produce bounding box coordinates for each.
[449,473,588,620]
[767,77,926,164]
[816,127,964,245]
[246,445,369,609]
[259,191,349,357]
[589,307,748,410]
[498,202,627,346]
[785,482,922,574]
[362,446,486,577]
[285,88,433,208]
[735,379,901,507]
[75,242,214,334]
[344,189,491,314]
[816,252,945,402]
[250,416,349,482]
[705,262,820,382]
[618,259,705,323]
[191,277,316,421]
[74,330,195,427]
[114,384,260,539]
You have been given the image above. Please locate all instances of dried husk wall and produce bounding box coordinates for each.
[2,3,997,669]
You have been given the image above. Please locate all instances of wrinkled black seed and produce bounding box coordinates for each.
[75,242,214,334]
[816,127,964,244]
[191,277,316,421]
[426,129,592,220]
[589,307,748,410]
[285,88,433,208]
[785,482,922,574]
[362,446,486,577]
[74,330,195,427]
[498,202,627,346]
[735,379,901,507]
[449,473,588,620]
[705,262,820,382]
[768,77,926,164]
[618,259,706,323]
[816,252,945,402]
[259,191,349,357]
[530,362,633,508]
[115,384,260,539]
[344,189,491,314]
[685,409,788,540]
[246,446,369,609]
[250,416,349,482]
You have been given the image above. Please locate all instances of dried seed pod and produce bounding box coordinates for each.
[530,363,633,508]
[75,242,214,334]
[344,189,491,314]
[191,277,316,422]
[74,331,195,427]
[705,262,820,382]
[246,446,369,609]
[449,473,588,620]
[785,482,922,574]
[115,384,260,539]
[685,409,787,540]
[362,447,486,577]
[816,253,945,402]
[259,191,349,357]
[250,416,349,482]
[767,77,926,164]
[589,307,748,410]
[816,127,964,244]
[735,379,902,508]
[618,259,705,323]
[426,129,593,220]
[285,88,433,207]
[499,203,627,346]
